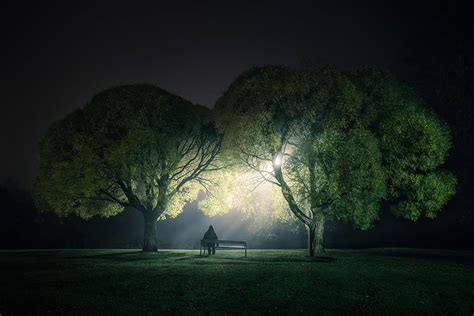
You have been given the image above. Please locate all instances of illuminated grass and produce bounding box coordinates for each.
[0,249,473,314]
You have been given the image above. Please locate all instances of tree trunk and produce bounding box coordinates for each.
[307,216,325,257]
[142,212,158,252]
[307,224,316,257]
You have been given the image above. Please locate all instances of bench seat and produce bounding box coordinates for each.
[200,239,247,257]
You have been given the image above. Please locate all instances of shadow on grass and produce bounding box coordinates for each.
[85,251,187,262]
[175,254,336,264]
[367,250,474,265]
[175,254,208,261]
[0,249,85,258]
[172,254,249,264]
[245,256,336,263]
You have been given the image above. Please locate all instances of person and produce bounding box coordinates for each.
[202,225,218,255]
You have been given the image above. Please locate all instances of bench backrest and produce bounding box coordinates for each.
[218,240,246,245]
[201,239,246,246]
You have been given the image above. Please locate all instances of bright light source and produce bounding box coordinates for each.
[273,154,282,166]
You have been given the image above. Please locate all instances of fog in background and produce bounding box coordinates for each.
[1,182,472,250]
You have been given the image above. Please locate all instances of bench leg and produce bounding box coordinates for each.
[245,248,247,258]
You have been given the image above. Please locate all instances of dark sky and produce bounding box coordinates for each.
[0,0,460,188]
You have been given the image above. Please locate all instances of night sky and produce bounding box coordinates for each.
[1,0,463,188]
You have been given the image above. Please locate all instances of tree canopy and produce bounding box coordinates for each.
[214,65,456,256]
[34,85,221,251]
[33,68,456,256]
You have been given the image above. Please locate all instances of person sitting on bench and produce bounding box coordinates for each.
[202,225,218,255]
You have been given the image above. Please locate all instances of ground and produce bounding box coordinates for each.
[0,248,473,315]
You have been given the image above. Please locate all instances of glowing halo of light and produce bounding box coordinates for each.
[273,154,282,167]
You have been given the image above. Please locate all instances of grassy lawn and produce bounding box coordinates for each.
[0,248,473,315]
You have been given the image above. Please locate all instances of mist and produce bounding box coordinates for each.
[1,182,472,250]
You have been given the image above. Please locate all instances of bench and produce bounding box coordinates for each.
[200,239,247,257]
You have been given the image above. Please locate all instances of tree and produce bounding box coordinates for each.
[398,20,474,231]
[34,85,221,251]
[215,65,456,256]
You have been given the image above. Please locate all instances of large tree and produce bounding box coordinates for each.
[215,66,456,256]
[34,85,221,251]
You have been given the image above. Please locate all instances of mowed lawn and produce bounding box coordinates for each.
[0,248,473,315]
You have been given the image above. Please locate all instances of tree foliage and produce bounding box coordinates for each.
[34,85,221,251]
[214,65,456,255]
[287,129,386,229]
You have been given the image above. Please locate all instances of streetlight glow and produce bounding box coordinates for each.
[273,154,282,166]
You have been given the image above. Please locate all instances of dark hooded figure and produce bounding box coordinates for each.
[203,225,219,255]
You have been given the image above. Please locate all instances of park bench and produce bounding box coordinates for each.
[200,239,247,257]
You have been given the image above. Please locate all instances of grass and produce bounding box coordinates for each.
[0,248,473,315]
